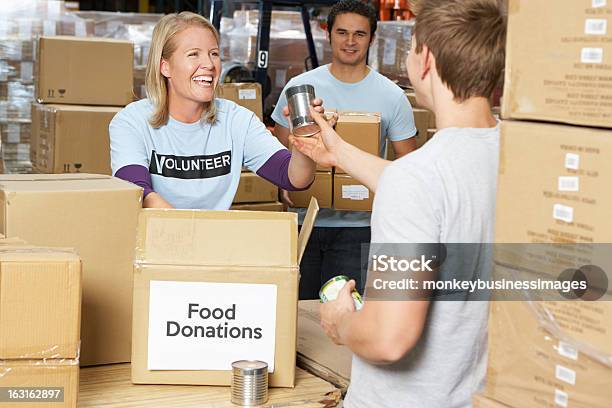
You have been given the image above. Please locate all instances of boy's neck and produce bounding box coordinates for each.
[432,92,497,129]
[329,62,369,84]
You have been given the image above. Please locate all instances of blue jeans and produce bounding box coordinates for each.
[298,226,371,300]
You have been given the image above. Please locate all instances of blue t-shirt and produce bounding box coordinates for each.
[110,98,284,209]
[272,64,416,227]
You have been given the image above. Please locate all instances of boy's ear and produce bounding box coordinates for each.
[421,44,432,80]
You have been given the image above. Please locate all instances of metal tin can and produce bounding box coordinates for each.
[231,360,269,406]
[285,84,320,137]
[319,275,364,310]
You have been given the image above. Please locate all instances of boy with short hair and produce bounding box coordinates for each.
[290,0,507,406]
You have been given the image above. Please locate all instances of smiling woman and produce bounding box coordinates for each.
[108,12,319,210]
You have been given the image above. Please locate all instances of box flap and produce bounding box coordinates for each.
[137,209,298,267]
[298,198,319,264]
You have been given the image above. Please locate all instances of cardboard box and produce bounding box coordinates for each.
[131,200,319,387]
[233,171,278,203]
[0,248,81,359]
[472,393,510,408]
[32,104,120,175]
[335,113,381,173]
[36,36,133,106]
[333,174,373,212]
[0,361,79,407]
[0,174,142,366]
[297,300,352,386]
[502,0,612,128]
[288,172,332,209]
[496,120,612,244]
[217,83,263,121]
[486,300,612,408]
[230,202,284,212]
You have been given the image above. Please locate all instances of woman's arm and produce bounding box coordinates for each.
[114,164,173,208]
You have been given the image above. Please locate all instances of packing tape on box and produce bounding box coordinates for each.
[527,300,612,367]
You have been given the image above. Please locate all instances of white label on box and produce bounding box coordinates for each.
[20,62,33,82]
[75,21,87,37]
[592,0,607,8]
[555,365,576,385]
[7,124,20,143]
[275,69,287,88]
[553,204,574,223]
[585,19,607,35]
[565,153,580,170]
[147,280,277,372]
[0,62,6,81]
[383,38,397,66]
[17,144,29,161]
[238,89,257,100]
[47,1,62,18]
[581,47,604,64]
[342,185,369,201]
[43,20,57,36]
[558,176,579,192]
[18,19,32,38]
[558,341,579,361]
[554,389,569,407]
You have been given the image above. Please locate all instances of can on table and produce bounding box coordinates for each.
[231,360,269,406]
[285,84,320,137]
[319,275,364,310]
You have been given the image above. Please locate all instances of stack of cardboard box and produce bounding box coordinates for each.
[0,0,95,174]
[0,174,142,367]
[31,36,133,175]
[218,82,284,211]
[289,112,381,211]
[477,1,612,406]
[0,239,82,406]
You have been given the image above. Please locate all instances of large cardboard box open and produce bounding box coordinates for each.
[0,174,142,366]
[131,199,319,387]
[36,36,133,106]
[502,0,612,128]
[0,248,81,360]
[31,104,120,175]
[485,300,612,408]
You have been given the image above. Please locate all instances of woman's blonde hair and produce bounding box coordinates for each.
[146,12,221,128]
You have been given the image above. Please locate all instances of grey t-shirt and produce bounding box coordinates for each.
[345,124,500,408]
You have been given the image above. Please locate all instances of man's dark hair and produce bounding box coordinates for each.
[327,0,378,38]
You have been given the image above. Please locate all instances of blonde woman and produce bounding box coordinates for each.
[110,12,317,209]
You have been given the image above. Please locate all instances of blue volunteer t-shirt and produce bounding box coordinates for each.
[272,64,417,227]
[110,98,284,209]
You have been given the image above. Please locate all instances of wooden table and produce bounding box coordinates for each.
[296,301,352,393]
[78,364,341,407]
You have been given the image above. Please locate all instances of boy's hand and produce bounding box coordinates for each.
[320,280,356,345]
[289,108,342,168]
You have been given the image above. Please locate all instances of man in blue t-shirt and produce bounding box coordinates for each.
[272,0,417,299]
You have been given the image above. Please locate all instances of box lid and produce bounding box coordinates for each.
[0,174,142,193]
[137,198,319,267]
